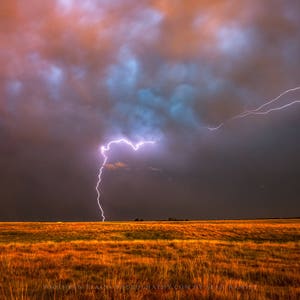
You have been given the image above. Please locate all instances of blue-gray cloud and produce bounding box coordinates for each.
[1,0,300,220]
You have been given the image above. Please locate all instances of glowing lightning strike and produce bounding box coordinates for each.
[96,138,155,221]
[207,86,300,131]
[96,86,300,220]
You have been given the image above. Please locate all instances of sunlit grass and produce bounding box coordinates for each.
[0,220,299,299]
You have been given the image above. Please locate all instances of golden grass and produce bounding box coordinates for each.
[0,220,299,299]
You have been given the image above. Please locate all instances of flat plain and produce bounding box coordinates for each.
[0,219,299,299]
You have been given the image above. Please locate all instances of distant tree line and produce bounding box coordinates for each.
[133,218,189,222]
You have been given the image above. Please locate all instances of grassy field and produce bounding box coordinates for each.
[0,220,299,299]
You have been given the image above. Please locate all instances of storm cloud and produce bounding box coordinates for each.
[1,0,300,220]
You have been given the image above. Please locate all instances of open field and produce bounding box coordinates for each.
[0,219,299,299]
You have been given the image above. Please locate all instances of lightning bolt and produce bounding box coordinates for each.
[96,86,300,220]
[207,86,300,131]
[96,138,155,221]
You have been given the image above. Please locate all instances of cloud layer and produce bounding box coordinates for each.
[1,0,300,220]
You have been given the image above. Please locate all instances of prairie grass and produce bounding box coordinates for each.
[0,220,299,299]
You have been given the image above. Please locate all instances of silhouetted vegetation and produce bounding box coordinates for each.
[168,217,189,221]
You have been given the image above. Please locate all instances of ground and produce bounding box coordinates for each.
[0,219,299,299]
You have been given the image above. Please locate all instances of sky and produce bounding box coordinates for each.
[1,0,300,221]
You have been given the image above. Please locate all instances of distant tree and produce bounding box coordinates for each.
[168,217,189,221]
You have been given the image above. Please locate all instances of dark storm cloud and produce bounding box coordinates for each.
[0,0,299,220]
